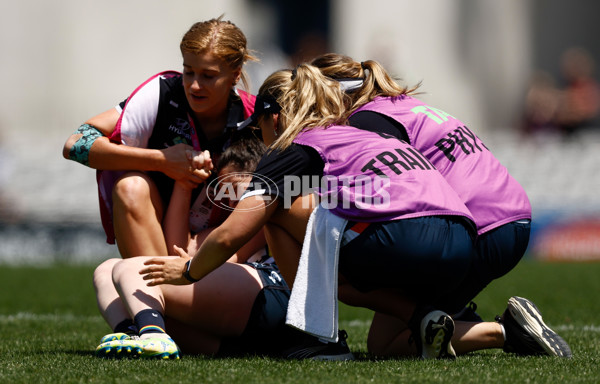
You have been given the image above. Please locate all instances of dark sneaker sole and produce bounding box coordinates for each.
[285,345,355,361]
[283,330,354,361]
[507,296,573,358]
[421,310,456,360]
[311,352,355,361]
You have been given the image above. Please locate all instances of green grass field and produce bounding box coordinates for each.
[1,260,599,383]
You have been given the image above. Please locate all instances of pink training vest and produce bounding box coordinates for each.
[293,125,475,224]
[352,96,531,234]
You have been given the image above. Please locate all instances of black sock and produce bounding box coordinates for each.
[113,319,138,335]
[134,309,167,336]
[408,304,435,335]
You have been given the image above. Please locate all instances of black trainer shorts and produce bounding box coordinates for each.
[217,262,292,356]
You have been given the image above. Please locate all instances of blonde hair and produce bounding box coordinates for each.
[180,16,257,90]
[310,53,421,114]
[270,64,348,151]
[257,69,293,105]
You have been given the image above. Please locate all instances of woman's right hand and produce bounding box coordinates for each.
[160,144,209,189]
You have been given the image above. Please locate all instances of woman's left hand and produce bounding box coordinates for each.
[140,246,192,286]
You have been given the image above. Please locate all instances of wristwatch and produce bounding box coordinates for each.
[182,260,200,283]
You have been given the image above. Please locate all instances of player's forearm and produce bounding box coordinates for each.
[87,136,165,172]
[163,184,192,255]
[187,197,273,280]
[232,229,267,263]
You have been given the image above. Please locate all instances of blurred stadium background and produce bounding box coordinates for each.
[1,0,599,264]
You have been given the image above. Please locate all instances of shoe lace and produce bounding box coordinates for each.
[467,301,478,312]
[337,330,349,347]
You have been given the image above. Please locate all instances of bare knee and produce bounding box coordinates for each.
[93,258,121,294]
[111,258,142,287]
[112,174,154,214]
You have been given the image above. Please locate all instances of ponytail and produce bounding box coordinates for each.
[271,64,348,151]
[311,53,421,114]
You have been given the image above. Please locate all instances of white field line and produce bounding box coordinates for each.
[554,324,600,333]
[2,313,599,333]
[340,319,372,328]
[0,312,104,323]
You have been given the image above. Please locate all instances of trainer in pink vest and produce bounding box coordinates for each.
[352,96,531,234]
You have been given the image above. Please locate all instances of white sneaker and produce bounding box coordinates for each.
[420,310,456,359]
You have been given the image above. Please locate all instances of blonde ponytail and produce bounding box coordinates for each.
[271,64,348,151]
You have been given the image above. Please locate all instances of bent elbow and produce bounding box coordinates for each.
[212,228,242,256]
[62,139,73,159]
[214,230,234,250]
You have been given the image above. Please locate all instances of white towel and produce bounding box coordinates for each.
[285,205,348,343]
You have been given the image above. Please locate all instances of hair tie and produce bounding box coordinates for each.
[291,66,298,80]
[360,61,367,70]
[337,78,364,92]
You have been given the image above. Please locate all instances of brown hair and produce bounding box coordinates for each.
[180,16,257,90]
[218,136,267,172]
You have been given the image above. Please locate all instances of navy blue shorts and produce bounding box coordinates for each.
[339,215,475,303]
[436,219,531,313]
[217,262,291,356]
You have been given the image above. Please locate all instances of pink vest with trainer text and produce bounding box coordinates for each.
[293,125,475,224]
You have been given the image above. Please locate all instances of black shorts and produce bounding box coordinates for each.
[217,262,292,357]
[339,215,474,302]
[436,219,531,313]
